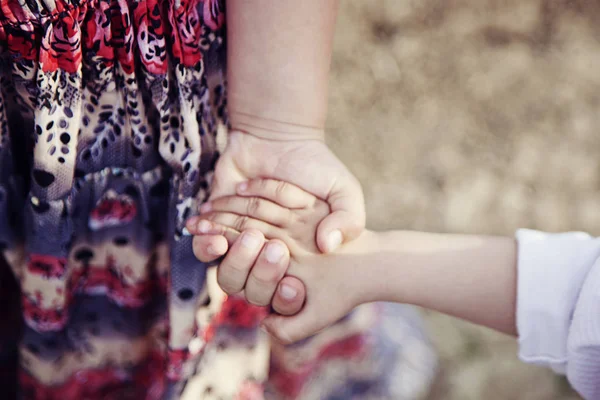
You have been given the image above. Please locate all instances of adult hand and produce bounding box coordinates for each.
[208,130,365,253]
[187,130,365,315]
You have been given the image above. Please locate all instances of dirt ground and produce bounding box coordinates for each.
[326,1,600,399]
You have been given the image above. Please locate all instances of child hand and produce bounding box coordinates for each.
[188,179,372,344]
[187,179,328,312]
[186,217,307,317]
[200,178,330,255]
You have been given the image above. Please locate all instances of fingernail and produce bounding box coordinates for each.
[197,220,212,233]
[237,182,248,193]
[187,216,199,226]
[279,284,297,300]
[207,245,221,255]
[265,243,284,263]
[326,230,343,252]
[199,202,212,213]
[241,232,260,249]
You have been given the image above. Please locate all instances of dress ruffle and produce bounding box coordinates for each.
[0,2,439,399]
[0,0,228,397]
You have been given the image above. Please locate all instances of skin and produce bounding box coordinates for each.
[191,2,517,343]
[188,179,328,316]
[190,0,366,310]
[187,179,518,344]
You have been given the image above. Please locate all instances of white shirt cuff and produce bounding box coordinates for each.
[515,229,600,374]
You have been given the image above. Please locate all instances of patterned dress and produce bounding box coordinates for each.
[0,0,437,399]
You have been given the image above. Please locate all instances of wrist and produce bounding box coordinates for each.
[228,108,326,142]
[351,230,433,307]
[336,230,388,306]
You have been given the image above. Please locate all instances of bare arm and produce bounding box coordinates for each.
[361,231,518,336]
[226,0,339,140]
[217,1,364,253]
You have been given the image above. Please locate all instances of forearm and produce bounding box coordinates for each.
[226,0,338,139]
[359,231,518,335]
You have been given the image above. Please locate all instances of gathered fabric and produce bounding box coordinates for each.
[0,1,437,399]
[1,0,229,397]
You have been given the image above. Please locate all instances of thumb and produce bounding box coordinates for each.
[317,175,366,253]
[261,310,322,345]
[209,151,245,201]
[271,277,306,316]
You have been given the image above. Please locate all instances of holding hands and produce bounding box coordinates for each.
[185,128,368,343]
[186,176,370,344]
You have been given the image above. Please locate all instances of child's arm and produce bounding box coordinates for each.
[188,178,518,340]
[250,230,517,342]
[189,181,600,400]
[371,231,600,400]
[356,231,518,336]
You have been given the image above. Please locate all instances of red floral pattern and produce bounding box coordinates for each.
[69,261,155,308]
[22,295,68,331]
[28,254,68,279]
[89,194,138,231]
[170,0,204,67]
[202,0,224,30]
[213,295,269,329]
[0,0,437,399]
[268,334,367,398]
[20,350,166,400]
[84,2,116,67]
[0,0,228,398]
[0,0,225,74]
[134,0,169,74]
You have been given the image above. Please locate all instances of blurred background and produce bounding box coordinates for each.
[326,1,600,399]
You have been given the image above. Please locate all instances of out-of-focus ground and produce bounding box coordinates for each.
[327,1,600,399]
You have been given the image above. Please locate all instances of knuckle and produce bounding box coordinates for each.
[216,277,240,295]
[205,213,219,222]
[218,197,232,209]
[217,267,246,292]
[247,197,261,216]
[246,295,269,307]
[251,271,279,287]
[282,210,296,228]
[275,181,288,199]
[253,179,269,194]
[214,224,228,236]
[225,260,250,276]
[222,286,237,295]
[314,200,331,218]
[259,178,271,191]
[234,215,249,231]
[273,329,292,345]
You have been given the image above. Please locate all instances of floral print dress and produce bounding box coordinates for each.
[0,0,437,399]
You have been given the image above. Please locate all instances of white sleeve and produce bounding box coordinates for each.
[516,229,600,398]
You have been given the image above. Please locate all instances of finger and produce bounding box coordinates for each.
[237,179,317,209]
[271,276,306,316]
[192,234,229,263]
[316,175,366,253]
[244,240,289,307]
[217,229,265,294]
[186,218,241,244]
[261,307,322,345]
[208,153,245,201]
[200,196,292,227]
[204,212,282,239]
